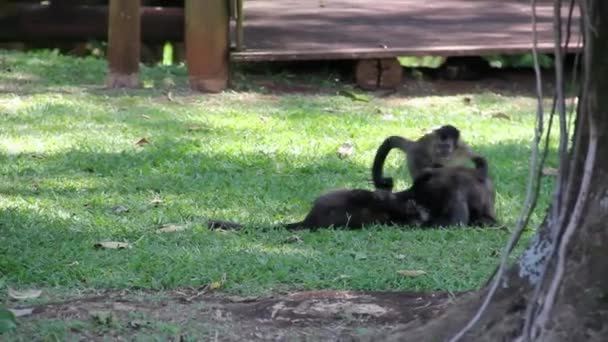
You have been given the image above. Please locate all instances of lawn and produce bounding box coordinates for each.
[0,50,557,302]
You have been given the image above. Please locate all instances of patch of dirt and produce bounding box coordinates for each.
[15,289,459,341]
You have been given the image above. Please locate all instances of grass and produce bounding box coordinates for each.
[0,50,558,300]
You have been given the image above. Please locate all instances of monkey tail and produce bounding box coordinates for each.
[471,155,489,180]
[371,136,412,190]
[281,221,313,231]
[206,219,244,230]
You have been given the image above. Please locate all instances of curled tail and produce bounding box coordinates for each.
[471,155,488,180]
[371,136,412,190]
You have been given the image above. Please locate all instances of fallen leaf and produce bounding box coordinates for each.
[339,89,371,102]
[259,115,270,123]
[394,254,407,260]
[128,319,150,329]
[157,224,188,233]
[381,113,395,121]
[9,308,34,317]
[94,241,132,250]
[135,138,150,146]
[397,270,427,277]
[187,125,208,132]
[149,196,163,206]
[490,112,511,120]
[8,288,42,300]
[140,114,150,120]
[337,142,354,159]
[353,252,368,261]
[210,273,227,290]
[542,167,558,177]
[282,235,303,244]
[112,205,129,214]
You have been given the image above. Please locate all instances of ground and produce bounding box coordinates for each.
[10,289,456,341]
[0,50,565,340]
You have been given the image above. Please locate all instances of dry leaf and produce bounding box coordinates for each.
[259,115,270,123]
[149,196,163,206]
[394,254,407,260]
[542,167,558,177]
[8,288,42,300]
[157,224,188,233]
[490,112,511,120]
[9,308,34,317]
[135,138,150,146]
[282,235,303,244]
[94,241,132,250]
[111,205,129,214]
[187,125,207,132]
[140,114,150,120]
[397,270,427,277]
[337,142,354,159]
[381,113,395,121]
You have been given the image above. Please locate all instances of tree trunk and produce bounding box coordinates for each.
[372,1,608,340]
[184,0,229,93]
[106,0,141,88]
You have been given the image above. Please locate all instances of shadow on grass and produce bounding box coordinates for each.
[0,49,567,99]
[0,137,557,227]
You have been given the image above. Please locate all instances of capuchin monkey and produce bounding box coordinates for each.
[208,154,496,231]
[207,188,428,231]
[406,155,497,227]
[372,125,474,190]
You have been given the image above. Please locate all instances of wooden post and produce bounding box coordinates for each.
[185,0,230,93]
[106,0,141,88]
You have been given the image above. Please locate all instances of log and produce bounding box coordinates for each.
[379,58,403,89]
[355,59,379,90]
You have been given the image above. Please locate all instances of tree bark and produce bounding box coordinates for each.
[372,1,608,340]
[106,0,141,88]
[184,0,229,93]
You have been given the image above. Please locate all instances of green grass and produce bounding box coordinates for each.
[0,50,557,297]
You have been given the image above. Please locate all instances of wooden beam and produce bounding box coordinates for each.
[185,0,229,93]
[106,0,141,88]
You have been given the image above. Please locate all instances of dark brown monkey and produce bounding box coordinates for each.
[208,155,496,230]
[207,188,427,231]
[372,125,473,190]
[405,155,497,227]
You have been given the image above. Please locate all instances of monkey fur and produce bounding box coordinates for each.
[405,155,497,227]
[207,188,428,231]
[372,125,474,190]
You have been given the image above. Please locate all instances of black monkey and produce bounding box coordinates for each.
[405,155,497,227]
[372,125,474,190]
[207,188,427,231]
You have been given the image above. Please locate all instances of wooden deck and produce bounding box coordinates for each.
[230,0,581,62]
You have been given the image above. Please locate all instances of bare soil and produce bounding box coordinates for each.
[13,289,460,341]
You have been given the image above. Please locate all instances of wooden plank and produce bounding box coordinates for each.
[231,43,582,62]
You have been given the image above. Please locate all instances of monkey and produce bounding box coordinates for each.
[404,155,497,227]
[207,188,428,231]
[371,125,474,191]
[208,154,496,231]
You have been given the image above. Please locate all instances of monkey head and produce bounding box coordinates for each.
[432,125,461,159]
